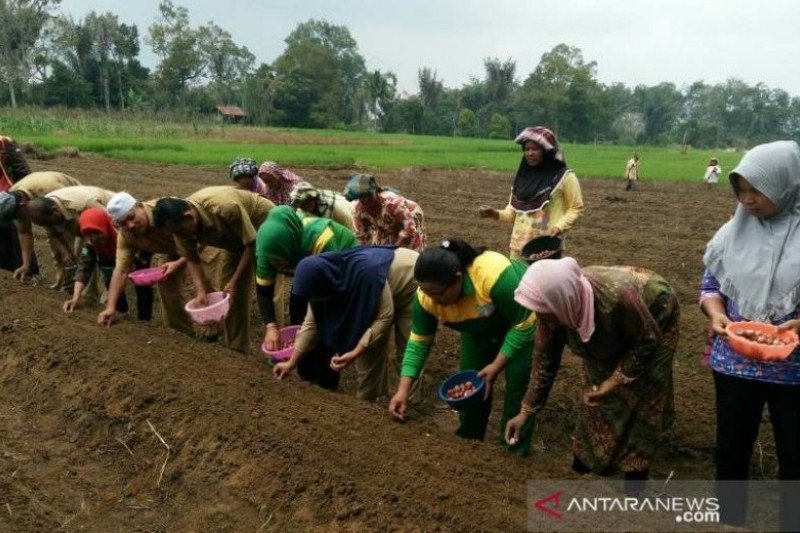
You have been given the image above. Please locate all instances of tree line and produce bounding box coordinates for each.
[2,0,799,148]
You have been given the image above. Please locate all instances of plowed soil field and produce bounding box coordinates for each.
[1,156,767,531]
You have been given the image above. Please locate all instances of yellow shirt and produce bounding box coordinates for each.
[497,171,584,258]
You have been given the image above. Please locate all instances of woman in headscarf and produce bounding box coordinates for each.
[62,207,153,320]
[388,237,536,456]
[699,141,800,528]
[290,181,355,229]
[344,174,426,252]
[479,126,584,259]
[256,205,358,350]
[257,161,303,205]
[506,257,678,494]
[273,246,418,399]
[229,157,268,197]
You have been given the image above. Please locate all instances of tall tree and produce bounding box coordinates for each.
[0,0,61,107]
[148,0,205,103]
[284,19,366,125]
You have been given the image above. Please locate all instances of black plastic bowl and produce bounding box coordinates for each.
[521,235,563,263]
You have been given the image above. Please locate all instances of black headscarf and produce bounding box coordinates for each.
[510,126,569,212]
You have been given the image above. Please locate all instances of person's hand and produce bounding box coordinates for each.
[97,308,117,327]
[777,319,800,335]
[549,228,563,238]
[12,264,29,282]
[388,390,409,421]
[708,311,732,336]
[478,205,498,219]
[193,291,209,308]
[330,347,362,372]
[582,376,621,407]
[162,261,181,278]
[222,279,236,296]
[63,298,78,313]
[264,324,280,351]
[505,412,532,445]
[273,360,295,379]
[477,361,503,400]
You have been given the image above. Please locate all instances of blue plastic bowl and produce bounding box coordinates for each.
[437,370,486,410]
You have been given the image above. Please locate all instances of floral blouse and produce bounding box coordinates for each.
[353,191,426,251]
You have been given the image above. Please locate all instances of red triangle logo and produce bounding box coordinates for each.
[535,491,563,519]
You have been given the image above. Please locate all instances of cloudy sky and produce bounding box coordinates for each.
[59,0,800,97]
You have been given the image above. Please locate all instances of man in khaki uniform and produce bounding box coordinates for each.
[153,186,274,354]
[97,192,194,335]
[0,171,81,286]
[26,185,115,291]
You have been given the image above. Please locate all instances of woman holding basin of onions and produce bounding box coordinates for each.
[699,141,800,528]
[272,246,418,400]
[506,257,679,493]
[388,237,536,456]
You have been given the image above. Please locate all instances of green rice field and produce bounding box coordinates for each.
[1,107,741,181]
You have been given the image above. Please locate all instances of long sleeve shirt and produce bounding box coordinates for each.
[353,191,426,251]
[700,269,800,384]
[496,171,584,258]
[400,251,536,379]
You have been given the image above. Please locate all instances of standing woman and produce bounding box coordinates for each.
[256,205,358,349]
[273,246,418,400]
[703,157,722,188]
[507,258,679,494]
[388,238,536,456]
[257,161,303,205]
[479,126,584,259]
[699,141,800,528]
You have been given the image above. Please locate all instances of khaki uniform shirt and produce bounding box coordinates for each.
[10,171,80,199]
[116,200,181,271]
[175,186,274,261]
[44,185,115,236]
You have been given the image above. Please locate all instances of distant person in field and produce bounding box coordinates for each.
[290,181,355,229]
[478,126,584,259]
[257,161,303,205]
[507,257,679,495]
[703,157,722,188]
[344,174,426,251]
[153,187,274,355]
[0,171,81,287]
[256,205,358,350]
[0,135,40,276]
[699,141,800,529]
[624,152,640,191]
[388,238,536,456]
[229,157,269,197]
[273,246,419,401]
[99,192,192,334]
[63,207,153,321]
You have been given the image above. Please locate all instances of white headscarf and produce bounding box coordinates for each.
[703,140,800,321]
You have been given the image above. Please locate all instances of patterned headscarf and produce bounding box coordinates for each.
[343,174,379,201]
[290,181,335,218]
[514,257,596,342]
[510,126,569,213]
[257,161,302,205]
[229,157,259,180]
[703,140,800,321]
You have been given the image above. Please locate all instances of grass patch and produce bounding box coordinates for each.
[1,107,743,181]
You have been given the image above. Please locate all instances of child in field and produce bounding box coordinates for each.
[703,157,722,188]
[624,152,640,190]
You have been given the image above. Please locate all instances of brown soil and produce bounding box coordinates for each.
[0,157,775,531]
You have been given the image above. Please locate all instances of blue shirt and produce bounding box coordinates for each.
[700,269,800,384]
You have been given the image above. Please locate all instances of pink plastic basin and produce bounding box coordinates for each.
[261,325,301,362]
[128,267,166,286]
[184,292,230,325]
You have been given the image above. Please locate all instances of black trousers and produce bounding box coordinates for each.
[713,370,800,528]
[0,225,39,275]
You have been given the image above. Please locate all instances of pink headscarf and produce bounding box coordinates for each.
[514,257,596,342]
[257,161,302,205]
